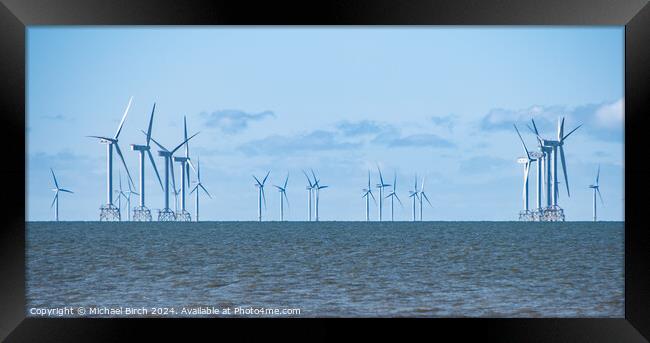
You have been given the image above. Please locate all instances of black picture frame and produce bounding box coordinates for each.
[1,0,648,341]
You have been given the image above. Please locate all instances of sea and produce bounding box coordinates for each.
[26,221,624,317]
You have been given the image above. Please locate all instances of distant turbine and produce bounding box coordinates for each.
[418,176,433,221]
[408,174,420,222]
[114,171,127,221]
[361,171,376,221]
[303,170,315,221]
[88,96,135,221]
[589,165,604,222]
[150,132,199,221]
[49,168,73,221]
[385,172,403,222]
[130,103,163,221]
[189,157,211,222]
[173,116,197,221]
[273,173,290,221]
[172,186,181,214]
[376,165,391,221]
[253,171,270,222]
[311,169,328,222]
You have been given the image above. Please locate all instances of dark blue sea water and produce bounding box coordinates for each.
[26,222,624,317]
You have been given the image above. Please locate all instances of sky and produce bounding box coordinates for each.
[26,27,624,221]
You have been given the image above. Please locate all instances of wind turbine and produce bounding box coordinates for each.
[253,171,270,222]
[130,102,163,221]
[303,170,315,221]
[514,124,542,218]
[173,116,197,221]
[376,165,391,221]
[114,171,127,221]
[88,96,135,221]
[49,168,73,221]
[408,174,419,222]
[150,132,199,221]
[530,117,581,208]
[190,157,211,222]
[172,186,181,214]
[528,119,553,211]
[311,169,328,222]
[418,176,433,221]
[385,172,403,221]
[273,173,290,221]
[589,165,604,222]
[361,171,376,222]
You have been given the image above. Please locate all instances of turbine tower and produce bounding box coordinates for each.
[385,172,402,222]
[253,171,270,222]
[130,103,164,221]
[49,168,73,221]
[418,176,432,221]
[190,157,211,222]
[589,165,604,222]
[173,116,197,221]
[311,169,328,222]
[303,170,315,221]
[150,132,199,221]
[376,165,391,221]
[273,173,290,221]
[408,174,419,222]
[361,171,376,222]
[88,96,135,221]
[114,171,126,221]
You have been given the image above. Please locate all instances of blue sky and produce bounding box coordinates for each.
[26,27,624,221]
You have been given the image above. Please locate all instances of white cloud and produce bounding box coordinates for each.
[595,98,624,129]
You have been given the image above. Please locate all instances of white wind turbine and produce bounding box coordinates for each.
[114,171,127,221]
[303,170,315,221]
[88,96,135,221]
[311,169,328,222]
[385,173,403,222]
[253,171,270,222]
[361,171,376,222]
[514,124,541,216]
[273,173,290,221]
[130,102,164,221]
[408,174,419,222]
[589,165,604,222]
[150,132,199,221]
[49,168,73,221]
[189,157,211,222]
[418,176,433,221]
[376,165,391,221]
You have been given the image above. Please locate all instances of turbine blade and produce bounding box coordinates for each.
[369,191,376,204]
[59,189,73,194]
[531,118,540,135]
[562,124,582,141]
[146,149,164,191]
[523,162,530,199]
[377,165,384,184]
[514,124,530,157]
[50,193,58,208]
[146,103,156,146]
[284,173,289,189]
[558,117,565,140]
[422,192,432,206]
[114,96,133,139]
[114,143,135,188]
[262,171,270,185]
[149,136,168,152]
[190,184,198,194]
[559,145,570,197]
[303,170,313,187]
[200,184,212,198]
[169,158,176,193]
[597,188,604,205]
[395,194,403,206]
[262,187,267,209]
[253,175,262,186]
[183,116,189,156]
[87,135,113,141]
[50,168,59,188]
[196,157,201,181]
[596,165,600,185]
[171,132,199,155]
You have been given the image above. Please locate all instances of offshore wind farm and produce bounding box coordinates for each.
[27,27,624,318]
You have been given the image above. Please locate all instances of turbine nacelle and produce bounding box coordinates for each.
[130,144,150,151]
